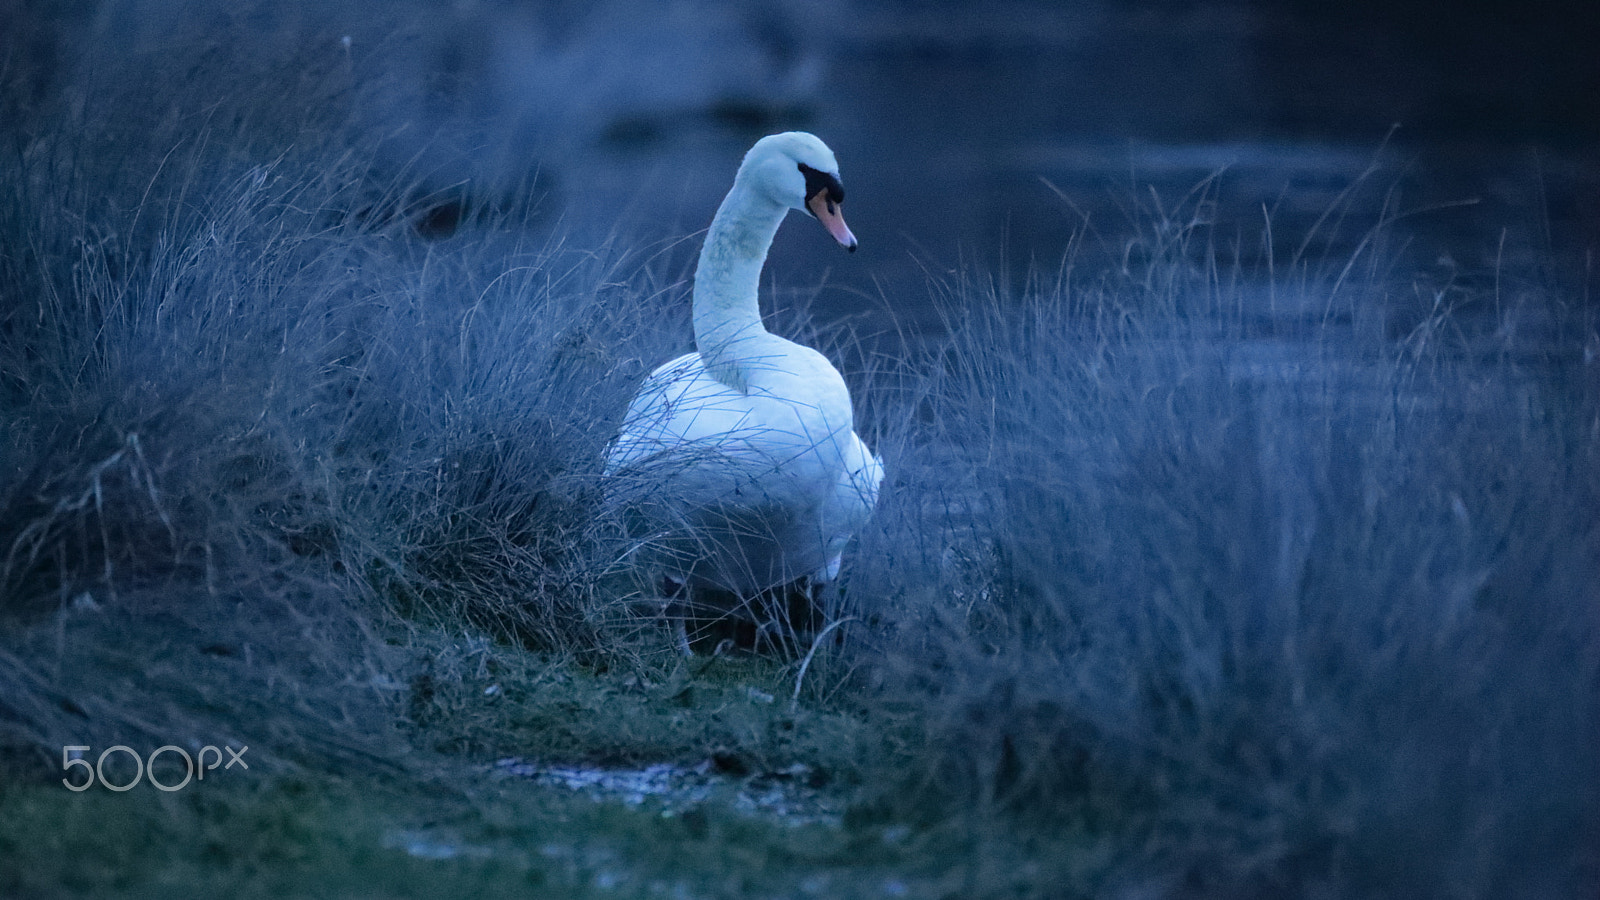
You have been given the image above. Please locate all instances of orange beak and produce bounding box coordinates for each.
[806,192,857,252]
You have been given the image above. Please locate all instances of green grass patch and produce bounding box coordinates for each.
[0,626,1021,899]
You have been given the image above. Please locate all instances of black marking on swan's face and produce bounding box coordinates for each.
[797,163,844,216]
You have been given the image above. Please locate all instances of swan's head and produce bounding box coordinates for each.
[739,132,857,253]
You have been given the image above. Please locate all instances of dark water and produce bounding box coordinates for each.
[536,9,1596,350]
[15,1,1591,345]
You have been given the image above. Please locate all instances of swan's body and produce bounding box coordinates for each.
[605,133,882,645]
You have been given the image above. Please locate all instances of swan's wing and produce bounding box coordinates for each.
[855,438,885,506]
[813,432,883,583]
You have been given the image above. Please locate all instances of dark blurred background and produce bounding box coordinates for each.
[4,0,1596,333]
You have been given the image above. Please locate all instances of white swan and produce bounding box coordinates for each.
[605,132,882,650]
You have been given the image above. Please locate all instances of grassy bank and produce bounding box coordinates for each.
[3,39,1598,898]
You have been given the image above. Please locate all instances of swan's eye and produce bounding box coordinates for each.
[797,163,844,212]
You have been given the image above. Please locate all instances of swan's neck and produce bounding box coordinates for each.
[694,179,787,391]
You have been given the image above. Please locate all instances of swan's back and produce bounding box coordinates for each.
[607,337,881,595]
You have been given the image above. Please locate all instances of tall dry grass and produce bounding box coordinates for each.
[0,86,692,771]
[840,184,1600,895]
